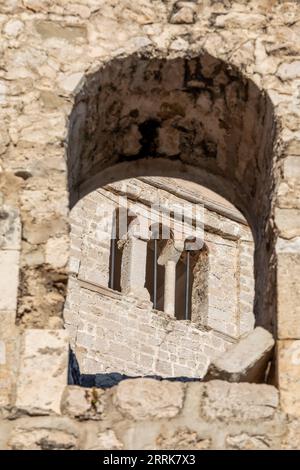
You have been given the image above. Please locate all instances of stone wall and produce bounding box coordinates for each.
[65,278,230,378]
[0,328,296,450]
[0,365,296,450]
[0,0,300,448]
[64,178,255,377]
[0,205,21,406]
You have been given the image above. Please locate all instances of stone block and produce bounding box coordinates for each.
[281,419,300,449]
[277,61,300,80]
[286,140,300,157]
[0,341,6,365]
[113,378,184,420]
[214,12,266,29]
[284,156,300,179]
[277,340,300,417]
[0,250,19,311]
[205,327,274,383]
[8,419,79,450]
[0,322,18,406]
[35,20,87,43]
[156,427,211,450]
[0,206,21,250]
[274,208,300,239]
[226,433,271,450]
[45,235,69,269]
[15,329,69,415]
[91,430,123,450]
[200,381,278,422]
[277,253,300,339]
[61,386,105,420]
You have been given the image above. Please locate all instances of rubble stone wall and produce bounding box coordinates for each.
[0,370,298,450]
[0,0,300,447]
[0,329,296,450]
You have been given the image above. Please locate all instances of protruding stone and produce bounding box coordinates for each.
[45,235,69,269]
[15,330,69,415]
[113,378,184,420]
[284,156,300,179]
[204,327,274,383]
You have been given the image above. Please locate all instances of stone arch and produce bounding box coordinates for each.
[67,50,278,334]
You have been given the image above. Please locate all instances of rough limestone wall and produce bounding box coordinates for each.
[0,329,297,450]
[0,0,299,444]
[0,371,298,450]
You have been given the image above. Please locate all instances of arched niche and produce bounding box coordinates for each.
[67,51,278,334]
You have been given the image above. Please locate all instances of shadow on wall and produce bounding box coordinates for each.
[68,349,202,389]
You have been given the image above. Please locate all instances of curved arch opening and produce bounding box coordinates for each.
[65,50,278,385]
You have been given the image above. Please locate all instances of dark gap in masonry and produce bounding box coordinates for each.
[68,348,202,389]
